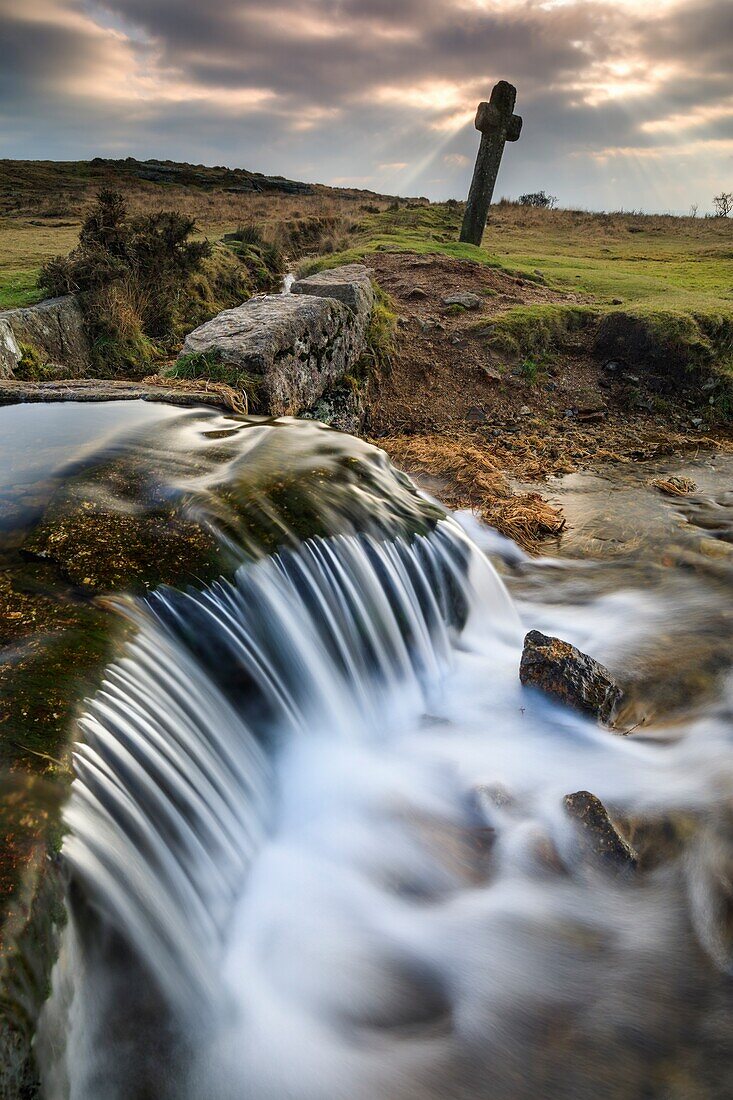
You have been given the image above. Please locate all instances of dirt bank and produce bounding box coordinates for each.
[364,252,732,547]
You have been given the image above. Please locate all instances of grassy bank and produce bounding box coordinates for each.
[300,202,733,409]
[1,159,731,411]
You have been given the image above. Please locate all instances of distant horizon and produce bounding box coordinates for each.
[2,0,730,216]
[5,153,724,219]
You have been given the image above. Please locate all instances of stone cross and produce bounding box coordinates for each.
[459,80,522,246]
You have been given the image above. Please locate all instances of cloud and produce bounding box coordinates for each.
[0,0,731,210]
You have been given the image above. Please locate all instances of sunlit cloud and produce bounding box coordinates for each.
[568,60,680,107]
[641,100,733,134]
[1,0,731,210]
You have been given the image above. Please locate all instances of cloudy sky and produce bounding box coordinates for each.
[1,0,731,211]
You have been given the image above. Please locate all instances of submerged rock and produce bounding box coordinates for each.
[686,810,733,975]
[519,629,623,724]
[564,791,638,872]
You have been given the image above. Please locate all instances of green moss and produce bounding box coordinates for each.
[478,303,598,359]
[178,246,252,336]
[222,237,283,292]
[13,342,50,381]
[362,282,397,373]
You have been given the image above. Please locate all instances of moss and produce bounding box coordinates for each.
[477,303,598,359]
[362,282,397,373]
[177,245,252,336]
[222,237,283,292]
[13,342,51,382]
[86,320,160,379]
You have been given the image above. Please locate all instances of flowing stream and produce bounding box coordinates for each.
[2,403,731,1099]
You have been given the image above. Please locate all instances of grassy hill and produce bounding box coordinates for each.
[1,157,731,414]
[0,157,396,308]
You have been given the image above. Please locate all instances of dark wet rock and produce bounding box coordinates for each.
[0,296,91,379]
[519,629,623,724]
[617,810,699,871]
[564,791,638,872]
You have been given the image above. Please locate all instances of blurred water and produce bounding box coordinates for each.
[15,407,733,1099]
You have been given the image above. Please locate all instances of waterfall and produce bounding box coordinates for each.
[38,453,733,1100]
[42,518,520,1097]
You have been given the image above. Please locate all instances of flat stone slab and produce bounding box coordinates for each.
[180,287,369,417]
[0,378,236,411]
[0,296,91,378]
[442,292,482,310]
[291,263,374,317]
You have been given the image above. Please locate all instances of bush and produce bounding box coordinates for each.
[713,192,732,218]
[518,191,558,209]
[38,190,212,373]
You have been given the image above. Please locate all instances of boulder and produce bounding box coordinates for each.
[564,791,638,872]
[519,629,623,724]
[0,319,21,379]
[291,263,374,321]
[180,289,370,417]
[0,296,91,378]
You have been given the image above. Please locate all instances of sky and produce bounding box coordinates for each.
[1,0,731,212]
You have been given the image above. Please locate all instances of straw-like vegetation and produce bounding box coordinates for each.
[377,432,566,549]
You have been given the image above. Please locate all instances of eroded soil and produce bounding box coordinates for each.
[365,252,732,545]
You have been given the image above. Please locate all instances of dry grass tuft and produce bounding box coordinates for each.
[377,432,565,550]
[142,373,247,413]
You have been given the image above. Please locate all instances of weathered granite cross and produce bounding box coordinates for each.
[459,80,522,246]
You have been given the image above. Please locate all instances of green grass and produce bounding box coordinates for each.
[299,204,507,274]
[0,268,46,308]
[301,203,733,415]
[302,202,733,313]
[0,218,80,308]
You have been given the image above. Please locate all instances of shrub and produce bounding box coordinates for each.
[38,190,212,373]
[713,192,732,218]
[518,191,558,209]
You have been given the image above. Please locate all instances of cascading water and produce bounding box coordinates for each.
[4,403,730,1099]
